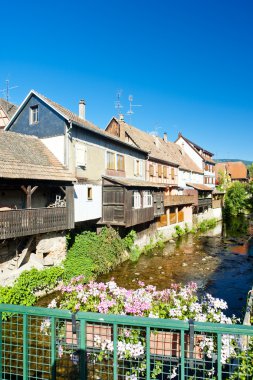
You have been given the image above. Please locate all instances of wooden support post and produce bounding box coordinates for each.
[20,185,38,208]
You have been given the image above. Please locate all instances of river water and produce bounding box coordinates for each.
[98,216,253,318]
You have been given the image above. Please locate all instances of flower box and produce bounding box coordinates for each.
[65,321,112,347]
[150,331,203,359]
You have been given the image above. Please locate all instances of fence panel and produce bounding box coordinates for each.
[1,304,253,379]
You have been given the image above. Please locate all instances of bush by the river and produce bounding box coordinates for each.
[63,227,135,281]
[224,181,253,217]
[0,266,64,307]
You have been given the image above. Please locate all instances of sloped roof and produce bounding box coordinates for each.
[215,162,248,180]
[0,99,18,129]
[186,183,213,191]
[108,118,203,174]
[32,91,101,132]
[103,176,166,188]
[0,131,75,182]
[6,91,147,155]
[176,133,215,163]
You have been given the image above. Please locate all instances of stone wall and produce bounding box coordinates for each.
[36,231,67,266]
[193,207,222,225]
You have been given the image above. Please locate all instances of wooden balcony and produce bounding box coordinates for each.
[125,207,155,228]
[164,195,195,207]
[198,198,212,208]
[0,207,73,240]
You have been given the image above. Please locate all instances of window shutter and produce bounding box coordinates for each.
[139,160,143,177]
[76,145,87,166]
[149,164,154,176]
[158,165,162,177]
[134,160,137,176]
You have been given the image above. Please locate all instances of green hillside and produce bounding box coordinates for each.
[215,159,252,166]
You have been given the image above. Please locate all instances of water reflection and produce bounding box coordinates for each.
[99,217,253,317]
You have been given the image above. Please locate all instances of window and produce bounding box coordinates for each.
[75,144,87,167]
[149,164,154,176]
[117,154,125,171]
[163,166,167,178]
[132,191,141,209]
[171,168,175,180]
[106,152,115,169]
[158,165,162,177]
[87,187,93,200]
[143,190,152,207]
[106,151,125,171]
[134,159,143,176]
[30,105,39,124]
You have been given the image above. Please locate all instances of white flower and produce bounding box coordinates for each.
[48,299,57,308]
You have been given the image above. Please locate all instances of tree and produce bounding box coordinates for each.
[247,163,253,179]
[216,169,231,191]
[224,181,248,216]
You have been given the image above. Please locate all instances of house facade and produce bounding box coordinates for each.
[215,161,249,184]
[175,133,216,188]
[0,131,75,280]
[0,98,18,131]
[105,118,197,229]
[6,91,165,230]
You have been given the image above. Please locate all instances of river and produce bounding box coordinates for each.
[98,216,253,318]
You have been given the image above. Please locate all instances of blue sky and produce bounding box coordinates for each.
[1,0,253,160]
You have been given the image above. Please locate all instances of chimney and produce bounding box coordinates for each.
[79,99,86,120]
[119,113,124,121]
[163,132,167,142]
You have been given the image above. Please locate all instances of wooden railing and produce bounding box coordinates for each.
[125,207,154,227]
[0,207,70,240]
[198,198,212,208]
[164,195,195,207]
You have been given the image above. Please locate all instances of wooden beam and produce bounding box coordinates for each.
[31,186,38,195]
[21,185,28,195]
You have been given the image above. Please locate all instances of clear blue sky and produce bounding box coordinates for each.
[1,0,253,160]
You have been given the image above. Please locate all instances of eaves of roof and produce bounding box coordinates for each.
[103,175,167,188]
[6,91,148,156]
[176,133,214,159]
[186,182,213,191]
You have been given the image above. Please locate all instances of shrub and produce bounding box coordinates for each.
[63,227,127,281]
[197,218,217,232]
[173,225,185,237]
[0,266,64,308]
[224,181,248,216]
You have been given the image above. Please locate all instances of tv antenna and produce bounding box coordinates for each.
[0,80,18,102]
[114,89,123,118]
[126,95,142,123]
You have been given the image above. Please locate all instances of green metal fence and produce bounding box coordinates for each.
[1,303,253,379]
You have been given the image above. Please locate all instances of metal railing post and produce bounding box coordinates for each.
[113,323,118,380]
[79,319,87,380]
[23,314,29,380]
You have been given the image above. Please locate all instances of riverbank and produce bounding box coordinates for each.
[99,217,253,317]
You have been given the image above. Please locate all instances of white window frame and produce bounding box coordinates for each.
[87,186,93,200]
[29,105,39,124]
[143,190,153,208]
[132,191,141,209]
